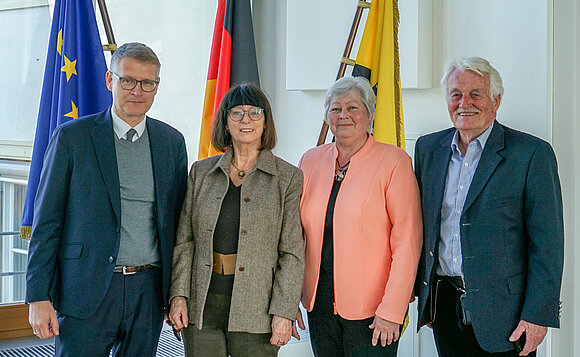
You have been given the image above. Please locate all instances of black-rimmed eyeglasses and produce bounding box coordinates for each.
[112,72,159,92]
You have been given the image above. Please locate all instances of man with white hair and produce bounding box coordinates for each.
[414,56,564,356]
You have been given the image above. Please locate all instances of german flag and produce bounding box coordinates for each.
[352,0,404,149]
[198,0,260,159]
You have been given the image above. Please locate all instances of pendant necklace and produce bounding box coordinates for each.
[335,159,350,181]
[231,160,252,179]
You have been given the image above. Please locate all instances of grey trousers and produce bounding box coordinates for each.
[182,293,279,357]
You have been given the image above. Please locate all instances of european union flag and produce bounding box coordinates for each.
[21,0,112,238]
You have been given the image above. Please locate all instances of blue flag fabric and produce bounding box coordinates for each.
[21,0,112,237]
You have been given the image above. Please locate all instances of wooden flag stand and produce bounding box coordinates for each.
[317,0,371,146]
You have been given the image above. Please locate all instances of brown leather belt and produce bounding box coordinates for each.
[113,264,155,275]
[213,252,237,275]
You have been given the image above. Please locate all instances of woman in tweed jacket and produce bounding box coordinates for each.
[168,83,304,357]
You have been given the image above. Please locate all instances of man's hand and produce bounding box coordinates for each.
[292,309,306,340]
[168,296,189,331]
[509,320,548,356]
[270,315,292,346]
[29,300,59,339]
[369,316,400,347]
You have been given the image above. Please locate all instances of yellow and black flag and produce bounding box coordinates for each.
[352,0,404,149]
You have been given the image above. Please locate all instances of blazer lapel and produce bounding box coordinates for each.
[90,109,121,226]
[432,131,454,226]
[147,118,174,225]
[463,123,505,212]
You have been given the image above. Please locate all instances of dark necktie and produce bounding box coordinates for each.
[126,128,137,142]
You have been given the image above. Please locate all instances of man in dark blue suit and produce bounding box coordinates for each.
[26,42,188,356]
[414,56,564,356]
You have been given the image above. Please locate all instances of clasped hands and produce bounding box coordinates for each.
[293,310,400,347]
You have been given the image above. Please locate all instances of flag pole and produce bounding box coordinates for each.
[317,0,370,146]
[96,0,117,53]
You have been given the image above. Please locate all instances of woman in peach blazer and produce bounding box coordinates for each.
[298,77,422,356]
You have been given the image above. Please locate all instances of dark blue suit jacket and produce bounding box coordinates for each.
[26,108,188,319]
[414,122,564,352]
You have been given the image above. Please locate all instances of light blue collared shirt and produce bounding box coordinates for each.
[437,122,494,277]
[111,109,146,142]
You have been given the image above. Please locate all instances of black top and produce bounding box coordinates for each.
[320,178,344,277]
[208,180,241,296]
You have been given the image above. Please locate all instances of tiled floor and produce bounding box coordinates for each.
[0,323,314,356]
[0,327,184,357]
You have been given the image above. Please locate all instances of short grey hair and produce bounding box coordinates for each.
[441,56,504,100]
[110,42,161,76]
[324,76,376,130]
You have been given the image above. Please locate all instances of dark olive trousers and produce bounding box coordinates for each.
[182,293,279,357]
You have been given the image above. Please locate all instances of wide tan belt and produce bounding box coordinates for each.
[213,252,237,275]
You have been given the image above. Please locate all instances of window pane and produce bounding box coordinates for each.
[0,5,50,148]
[1,161,29,304]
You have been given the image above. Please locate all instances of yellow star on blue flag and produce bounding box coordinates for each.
[64,101,78,119]
[61,55,77,81]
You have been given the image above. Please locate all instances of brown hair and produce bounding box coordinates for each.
[211,83,277,151]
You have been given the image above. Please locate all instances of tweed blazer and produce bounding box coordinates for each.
[170,148,304,333]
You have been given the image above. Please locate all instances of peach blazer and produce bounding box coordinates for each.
[299,136,422,324]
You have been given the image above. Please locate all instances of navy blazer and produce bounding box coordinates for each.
[26,108,188,319]
[414,122,564,352]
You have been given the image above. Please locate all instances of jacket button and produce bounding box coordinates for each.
[116,227,120,233]
[239,267,245,271]
[108,256,114,263]
[240,230,247,235]
[429,251,434,257]
[423,281,428,286]
[244,197,250,203]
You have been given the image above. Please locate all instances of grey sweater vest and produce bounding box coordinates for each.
[114,127,160,266]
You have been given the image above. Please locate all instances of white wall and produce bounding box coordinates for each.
[97,0,217,163]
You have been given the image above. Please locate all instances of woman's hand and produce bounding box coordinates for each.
[270,315,293,347]
[169,296,189,331]
[369,316,400,347]
[292,309,306,340]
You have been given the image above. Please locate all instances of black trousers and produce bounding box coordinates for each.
[307,271,399,357]
[55,268,164,357]
[431,277,534,357]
